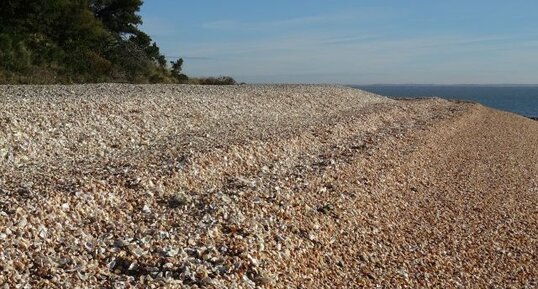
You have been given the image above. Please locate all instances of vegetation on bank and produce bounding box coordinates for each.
[0,0,236,85]
[188,76,238,85]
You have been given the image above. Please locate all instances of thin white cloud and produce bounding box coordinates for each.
[201,20,240,30]
[417,35,537,48]
[202,15,339,30]
[320,35,383,45]
[201,9,391,31]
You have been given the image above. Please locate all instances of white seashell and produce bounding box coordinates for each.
[159,231,170,239]
[247,254,259,267]
[142,204,151,213]
[128,262,139,271]
[38,225,48,239]
[162,247,179,257]
[130,246,146,258]
[77,271,88,280]
[17,218,27,228]
[107,260,116,271]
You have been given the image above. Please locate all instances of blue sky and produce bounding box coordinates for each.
[140,0,538,84]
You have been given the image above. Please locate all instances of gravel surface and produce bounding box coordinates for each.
[0,84,536,288]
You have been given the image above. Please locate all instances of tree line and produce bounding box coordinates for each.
[0,0,234,84]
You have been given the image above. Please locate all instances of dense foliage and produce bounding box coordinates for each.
[0,0,184,83]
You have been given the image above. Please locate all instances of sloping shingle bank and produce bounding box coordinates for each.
[0,85,536,288]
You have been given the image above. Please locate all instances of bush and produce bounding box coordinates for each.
[149,70,175,84]
[86,50,112,78]
[190,76,237,85]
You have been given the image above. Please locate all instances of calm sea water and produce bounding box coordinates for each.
[352,85,538,118]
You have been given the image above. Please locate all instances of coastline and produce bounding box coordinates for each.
[1,85,536,288]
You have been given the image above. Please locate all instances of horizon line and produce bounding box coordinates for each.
[348,83,538,86]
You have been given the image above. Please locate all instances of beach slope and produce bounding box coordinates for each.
[0,85,536,288]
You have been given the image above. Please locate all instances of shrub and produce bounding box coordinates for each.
[191,76,237,85]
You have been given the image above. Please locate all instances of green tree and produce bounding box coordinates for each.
[170,58,188,83]
[90,0,143,35]
[0,0,175,83]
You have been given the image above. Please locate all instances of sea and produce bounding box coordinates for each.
[351,85,538,119]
